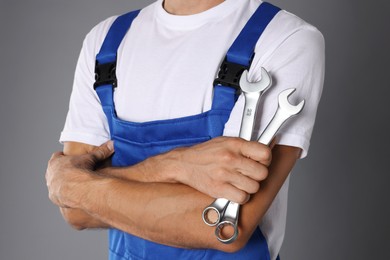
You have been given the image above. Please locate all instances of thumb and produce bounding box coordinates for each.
[89,140,115,163]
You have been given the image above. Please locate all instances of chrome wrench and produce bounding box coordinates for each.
[202,68,272,227]
[215,88,305,244]
[257,88,305,145]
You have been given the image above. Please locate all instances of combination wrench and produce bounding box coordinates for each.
[214,88,305,244]
[202,68,272,227]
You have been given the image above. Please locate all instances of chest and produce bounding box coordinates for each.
[112,17,244,122]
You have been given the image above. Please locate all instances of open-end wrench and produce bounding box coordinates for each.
[239,68,272,141]
[257,88,305,145]
[214,88,305,244]
[202,68,272,227]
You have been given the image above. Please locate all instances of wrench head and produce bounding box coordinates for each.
[239,67,272,94]
[278,88,305,116]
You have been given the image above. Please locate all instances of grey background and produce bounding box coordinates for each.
[0,0,389,259]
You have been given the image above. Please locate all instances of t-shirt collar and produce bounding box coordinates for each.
[155,0,244,30]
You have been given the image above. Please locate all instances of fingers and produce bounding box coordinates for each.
[221,169,261,194]
[215,183,251,204]
[238,139,272,166]
[235,156,269,182]
[211,137,272,201]
[89,140,115,163]
[154,137,273,203]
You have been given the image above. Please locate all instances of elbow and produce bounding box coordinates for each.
[214,240,249,254]
[211,228,252,253]
[60,208,87,231]
[223,238,250,253]
[68,222,87,231]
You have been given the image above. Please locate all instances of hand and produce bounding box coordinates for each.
[45,141,114,208]
[148,137,272,204]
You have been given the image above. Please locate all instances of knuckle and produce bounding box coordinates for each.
[236,192,248,204]
[210,136,227,145]
[229,137,244,147]
[228,189,247,204]
[258,167,269,180]
[254,166,268,181]
[95,149,105,159]
[261,146,272,165]
[214,168,228,181]
[248,181,260,194]
[219,151,236,163]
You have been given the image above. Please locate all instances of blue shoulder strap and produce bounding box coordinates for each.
[94,3,280,112]
[94,10,140,93]
[96,10,140,65]
[213,2,280,92]
[227,2,281,67]
[93,10,140,129]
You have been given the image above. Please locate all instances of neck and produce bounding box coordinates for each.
[163,0,225,15]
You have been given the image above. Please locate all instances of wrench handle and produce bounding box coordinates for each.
[239,92,261,141]
[215,201,240,244]
[257,108,291,145]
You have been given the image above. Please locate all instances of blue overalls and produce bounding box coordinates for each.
[94,2,281,259]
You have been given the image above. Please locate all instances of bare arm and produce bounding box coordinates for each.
[47,140,299,252]
[57,138,269,230]
[58,142,110,230]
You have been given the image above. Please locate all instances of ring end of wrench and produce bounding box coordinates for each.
[202,207,222,227]
[215,220,239,244]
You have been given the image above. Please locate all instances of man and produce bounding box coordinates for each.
[46,0,324,259]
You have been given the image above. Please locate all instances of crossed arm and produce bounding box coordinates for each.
[46,137,300,252]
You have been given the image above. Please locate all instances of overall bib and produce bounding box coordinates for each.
[94,2,281,259]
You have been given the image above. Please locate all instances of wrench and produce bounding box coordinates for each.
[202,68,272,227]
[214,88,305,244]
[257,88,305,145]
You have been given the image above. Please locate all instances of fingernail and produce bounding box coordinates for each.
[107,140,114,152]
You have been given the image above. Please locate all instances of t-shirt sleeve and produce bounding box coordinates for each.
[59,17,116,146]
[224,25,325,159]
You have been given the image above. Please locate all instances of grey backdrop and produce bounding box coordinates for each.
[1,0,389,259]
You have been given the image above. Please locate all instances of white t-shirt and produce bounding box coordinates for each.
[60,0,325,259]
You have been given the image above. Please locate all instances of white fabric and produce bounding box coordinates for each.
[60,0,325,259]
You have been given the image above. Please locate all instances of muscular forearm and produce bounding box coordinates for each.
[50,140,299,251]
[60,207,110,230]
[78,178,221,249]
[69,145,299,252]
[59,142,110,229]
[58,141,183,230]
[238,145,300,240]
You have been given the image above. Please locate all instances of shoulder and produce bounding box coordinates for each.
[81,2,156,57]
[80,15,118,59]
[275,10,325,47]
[250,7,325,70]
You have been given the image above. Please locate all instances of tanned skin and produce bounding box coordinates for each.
[46,139,300,252]
[46,0,302,253]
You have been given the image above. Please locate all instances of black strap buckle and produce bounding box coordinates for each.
[213,57,249,93]
[94,61,117,89]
